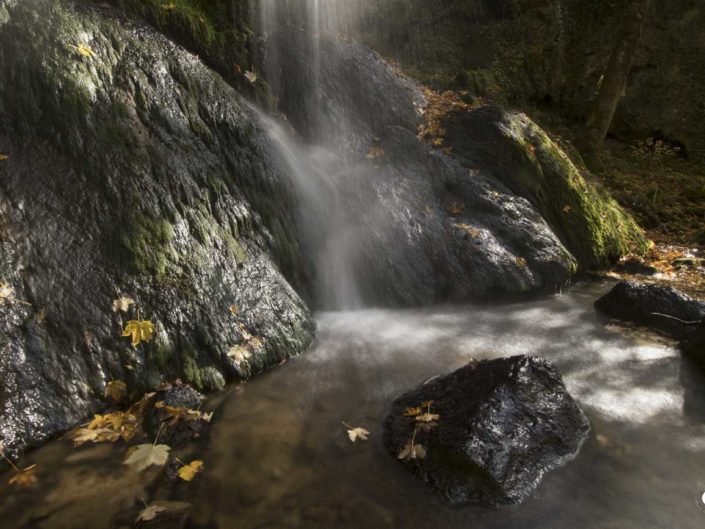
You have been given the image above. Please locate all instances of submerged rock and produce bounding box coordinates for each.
[0,0,315,458]
[383,356,590,506]
[594,281,705,340]
[683,321,705,373]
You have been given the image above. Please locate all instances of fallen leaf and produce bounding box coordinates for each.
[562,205,572,214]
[417,421,438,433]
[397,443,427,460]
[137,504,167,522]
[69,43,95,59]
[0,154,8,161]
[346,427,370,443]
[154,401,210,425]
[228,345,251,364]
[0,282,16,305]
[366,146,384,160]
[8,465,38,488]
[447,203,465,216]
[36,307,46,322]
[515,257,527,267]
[177,460,204,481]
[112,297,134,312]
[415,413,440,423]
[104,380,128,402]
[122,319,155,347]
[229,304,239,315]
[123,443,170,472]
[161,2,176,11]
[245,70,258,84]
[84,330,94,347]
[402,407,422,417]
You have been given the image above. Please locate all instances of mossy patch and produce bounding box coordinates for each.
[119,213,175,277]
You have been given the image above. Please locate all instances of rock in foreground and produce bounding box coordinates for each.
[594,281,705,340]
[383,355,590,506]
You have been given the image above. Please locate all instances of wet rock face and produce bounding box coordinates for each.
[595,281,705,340]
[0,0,315,458]
[383,356,590,506]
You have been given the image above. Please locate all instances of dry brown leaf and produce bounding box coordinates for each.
[8,465,38,488]
[397,443,427,460]
[346,427,370,443]
[104,380,127,402]
[112,297,134,313]
[415,412,440,423]
[402,407,422,417]
[136,504,167,522]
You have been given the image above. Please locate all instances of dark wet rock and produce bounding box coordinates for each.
[383,356,590,506]
[594,281,705,340]
[614,258,658,276]
[439,104,649,269]
[684,321,705,373]
[672,257,698,268]
[142,382,210,446]
[0,0,315,459]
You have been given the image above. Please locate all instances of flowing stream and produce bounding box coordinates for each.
[2,282,705,528]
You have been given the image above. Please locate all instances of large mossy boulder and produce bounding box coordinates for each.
[441,104,649,269]
[0,0,314,458]
[383,356,590,506]
[594,281,705,340]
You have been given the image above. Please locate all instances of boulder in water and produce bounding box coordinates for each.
[383,355,590,506]
[594,281,705,340]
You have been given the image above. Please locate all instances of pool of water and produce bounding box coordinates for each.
[2,281,705,529]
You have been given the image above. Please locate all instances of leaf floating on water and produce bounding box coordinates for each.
[104,380,128,402]
[122,319,155,347]
[244,70,258,84]
[0,154,8,161]
[562,205,572,214]
[177,460,204,481]
[123,443,171,472]
[8,465,38,488]
[136,504,167,522]
[161,2,176,10]
[397,443,426,461]
[346,427,370,443]
[69,43,95,59]
[112,296,134,313]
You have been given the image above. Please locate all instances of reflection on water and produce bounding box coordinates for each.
[2,281,705,529]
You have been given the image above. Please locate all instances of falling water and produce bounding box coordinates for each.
[250,0,381,310]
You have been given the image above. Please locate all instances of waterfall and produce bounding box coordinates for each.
[249,0,376,310]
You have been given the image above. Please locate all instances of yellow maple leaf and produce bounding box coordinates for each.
[69,43,95,59]
[177,460,204,481]
[104,380,128,402]
[122,319,155,347]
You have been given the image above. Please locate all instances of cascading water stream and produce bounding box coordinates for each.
[250,0,375,310]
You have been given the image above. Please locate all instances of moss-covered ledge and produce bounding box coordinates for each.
[440,103,649,269]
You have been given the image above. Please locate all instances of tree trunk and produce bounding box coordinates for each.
[581,0,651,169]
